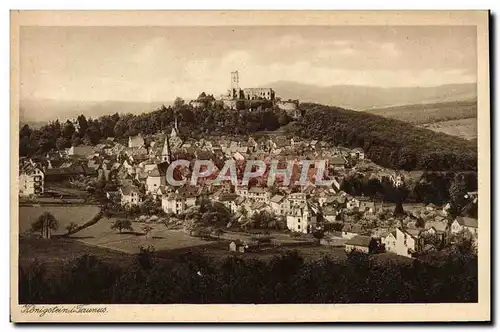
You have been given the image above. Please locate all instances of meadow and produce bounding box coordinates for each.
[18,205,101,236]
[71,218,211,254]
[420,118,477,141]
[364,99,477,125]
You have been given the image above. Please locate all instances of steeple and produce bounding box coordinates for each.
[171,114,179,138]
[162,135,172,163]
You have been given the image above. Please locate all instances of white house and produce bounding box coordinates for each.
[120,186,142,206]
[247,186,268,202]
[269,194,289,216]
[381,231,397,253]
[218,193,239,214]
[288,192,307,206]
[235,185,249,197]
[451,216,478,238]
[390,227,421,258]
[286,204,317,234]
[161,193,196,214]
[19,165,44,196]
[145,167,166,194]
[346,197,360,210]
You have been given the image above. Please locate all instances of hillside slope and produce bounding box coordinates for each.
[294,103,477,171]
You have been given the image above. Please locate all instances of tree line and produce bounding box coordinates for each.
[340,171,477,217]
[19,101,291,158]
[19,244,477,304]
[294,103,477,171]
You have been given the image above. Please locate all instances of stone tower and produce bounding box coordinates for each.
[231,71,239,90]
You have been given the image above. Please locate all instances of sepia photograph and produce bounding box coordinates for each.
[10,10,490,322]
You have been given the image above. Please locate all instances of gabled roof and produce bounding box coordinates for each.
[329,156,346,166]
[425,221,448,232]
[70,145,94,156]
[404,228,421,238]
[345,235,372,247]
[249,186,266,194]
[235,196,246,205]
[219,193,238,202]
[148,168,161,177]
[121,185,140,196]
[455,216,478,228]
[270,194,285,204]
[252,201,269,210]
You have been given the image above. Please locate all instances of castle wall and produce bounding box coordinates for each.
[242,88,275,101]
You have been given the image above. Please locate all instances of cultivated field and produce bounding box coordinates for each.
[364,99,477,125]
[19,205,101,236]
[420,118,477,141]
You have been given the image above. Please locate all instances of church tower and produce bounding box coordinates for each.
[161,135,172,163]
[170,114,179,138]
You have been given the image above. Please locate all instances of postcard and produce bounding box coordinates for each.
[10,10,490,323]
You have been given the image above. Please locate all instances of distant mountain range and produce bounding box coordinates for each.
[19,99,170,124]
[265,81,477,110]
[19,82,476,125]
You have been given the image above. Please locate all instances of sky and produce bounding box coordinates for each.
[20,26,477,102]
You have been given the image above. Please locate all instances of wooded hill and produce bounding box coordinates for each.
[293,103,477,171]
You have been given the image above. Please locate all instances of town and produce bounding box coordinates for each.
[19,72,479,263]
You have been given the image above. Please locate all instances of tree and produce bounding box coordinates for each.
[111,219,133,233]
[62,120,76,139]
[31,212,59,239]
[312,229,324,243]
[173,97,185,109]
[142,225,153,239]
[136,245,157,270]
[420,232,442,249]
[56,137,70,151]
[66,222,79,235]
[449,173,469,217]
[77,115,88,135]
[368,238,381,254]
[251,211,276,229]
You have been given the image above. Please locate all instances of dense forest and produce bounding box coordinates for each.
[19,243,477,304]
[293,103,477,172]
[19,100,477,173]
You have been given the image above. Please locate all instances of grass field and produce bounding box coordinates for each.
[71,218,211,254]
[19,205,101,236]
[364,99,477,125]
[419,118,477,141]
